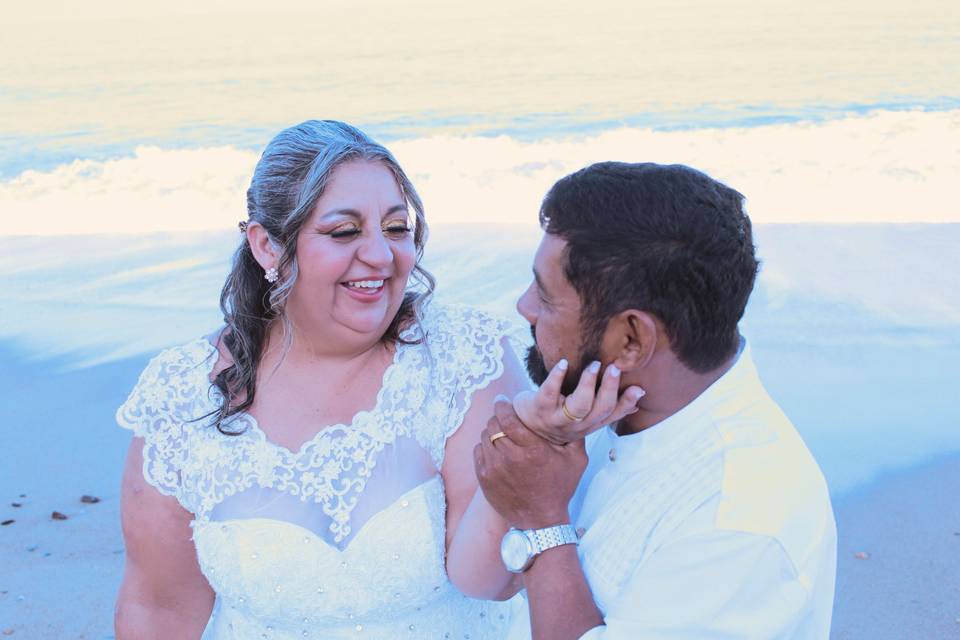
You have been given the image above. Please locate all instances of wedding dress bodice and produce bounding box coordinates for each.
[117,304,517,639]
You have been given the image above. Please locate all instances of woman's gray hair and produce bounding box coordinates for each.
[210,120,434,433]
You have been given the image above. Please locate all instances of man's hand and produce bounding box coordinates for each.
[474,397,588,529]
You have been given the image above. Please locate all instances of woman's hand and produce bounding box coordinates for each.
[512,359,645,445]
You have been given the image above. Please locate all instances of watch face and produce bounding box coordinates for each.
[500,529,534,573]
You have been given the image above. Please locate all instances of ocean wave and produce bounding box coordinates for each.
[2,108,958,236]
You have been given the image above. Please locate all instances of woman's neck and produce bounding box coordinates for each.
[262,319,390,370]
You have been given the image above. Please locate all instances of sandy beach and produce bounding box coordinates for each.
[831,455,960,639]
[1,343,958,639]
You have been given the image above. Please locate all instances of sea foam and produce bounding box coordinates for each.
[2,108,958,236]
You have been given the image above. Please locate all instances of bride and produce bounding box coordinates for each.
[114,120,529,638]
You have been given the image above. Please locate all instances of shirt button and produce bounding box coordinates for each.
[608,448,617,462]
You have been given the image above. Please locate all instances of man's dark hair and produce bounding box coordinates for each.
[540,162,759,373]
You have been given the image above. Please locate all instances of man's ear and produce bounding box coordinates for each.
[246,222,279,271]
[602,310,659,372]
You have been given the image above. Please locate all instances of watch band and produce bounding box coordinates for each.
[528,523,579,555]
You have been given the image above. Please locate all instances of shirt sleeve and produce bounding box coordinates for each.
[578,528,812,640]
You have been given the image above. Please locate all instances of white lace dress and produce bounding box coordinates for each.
[117,304,516,639]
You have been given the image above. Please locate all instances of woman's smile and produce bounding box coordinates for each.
[340,277,389,302]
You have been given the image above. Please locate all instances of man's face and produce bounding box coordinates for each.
[517,233,601,395]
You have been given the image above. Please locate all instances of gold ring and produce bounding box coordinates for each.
[489,431,509,445]
[561,400,586,422]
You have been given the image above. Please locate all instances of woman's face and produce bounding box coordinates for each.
[285,160,417,344]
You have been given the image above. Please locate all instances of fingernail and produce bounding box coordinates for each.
[557,358,569,371]
[632,388,646,400]
[589,361,601,374]
[609,365,620,377]
[494,394,510,403]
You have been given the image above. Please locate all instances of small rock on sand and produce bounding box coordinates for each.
[2,628,14,635]
[1,519,13,526]
[80,495,100,504]
[11,503,22,508]
[854,551,870,560]
[51,511,68,520]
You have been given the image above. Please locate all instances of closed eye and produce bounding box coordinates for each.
[329,227,361,239]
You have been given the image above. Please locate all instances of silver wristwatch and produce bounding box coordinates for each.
[500,524,579,573]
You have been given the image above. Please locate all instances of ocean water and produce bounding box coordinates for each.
[2,0,959,176]
[1,0,958,500]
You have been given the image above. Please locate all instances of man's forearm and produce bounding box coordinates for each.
[524,544,604,640]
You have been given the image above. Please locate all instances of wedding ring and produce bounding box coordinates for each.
[489,431,509,445]
[561,400,586,422]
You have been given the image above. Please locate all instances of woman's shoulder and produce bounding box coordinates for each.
[417,302,514,346]
[410,301,524,386]
[116,335,220,436]
[148,335,220,372]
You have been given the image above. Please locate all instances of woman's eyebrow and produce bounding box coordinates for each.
[320,208,362,220]
[383,204,408,218]
[320,205,408,220]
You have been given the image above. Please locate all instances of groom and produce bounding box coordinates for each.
[475,163,837,639]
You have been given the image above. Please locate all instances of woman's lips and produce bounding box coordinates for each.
[340,278,387,303]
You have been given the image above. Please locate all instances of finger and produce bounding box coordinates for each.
[479,421,499,459]
[606,385,646,423]
[536,358,569,409]
[584,363,622,422]
[493,396,542,446]
[485,414,501,439]
[483,416,515,448]
[563,360,601,418]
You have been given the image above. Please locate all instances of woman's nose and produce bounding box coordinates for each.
[357,230,394,268]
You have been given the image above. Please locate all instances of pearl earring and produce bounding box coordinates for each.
[264,266,279,283]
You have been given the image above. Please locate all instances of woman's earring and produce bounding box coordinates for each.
[264,266,279,284]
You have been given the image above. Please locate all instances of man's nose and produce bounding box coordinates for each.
[516,283,537,324]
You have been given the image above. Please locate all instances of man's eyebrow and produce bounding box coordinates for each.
[533,268,551,298]
[321,205,408,220]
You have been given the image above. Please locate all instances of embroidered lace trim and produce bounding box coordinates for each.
[116,304,511,544]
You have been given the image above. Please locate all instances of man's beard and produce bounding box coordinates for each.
[525,325,602,396]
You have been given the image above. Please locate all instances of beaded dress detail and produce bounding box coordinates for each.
[117,304,515,639]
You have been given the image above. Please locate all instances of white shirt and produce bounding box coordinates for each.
[508,341,837,639]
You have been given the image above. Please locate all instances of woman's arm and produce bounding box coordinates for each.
[115,438,215,639]
[442,340,529,600]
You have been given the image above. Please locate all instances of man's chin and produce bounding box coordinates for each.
[525,345,550,386]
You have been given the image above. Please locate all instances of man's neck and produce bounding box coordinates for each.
[616,352,737,436]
